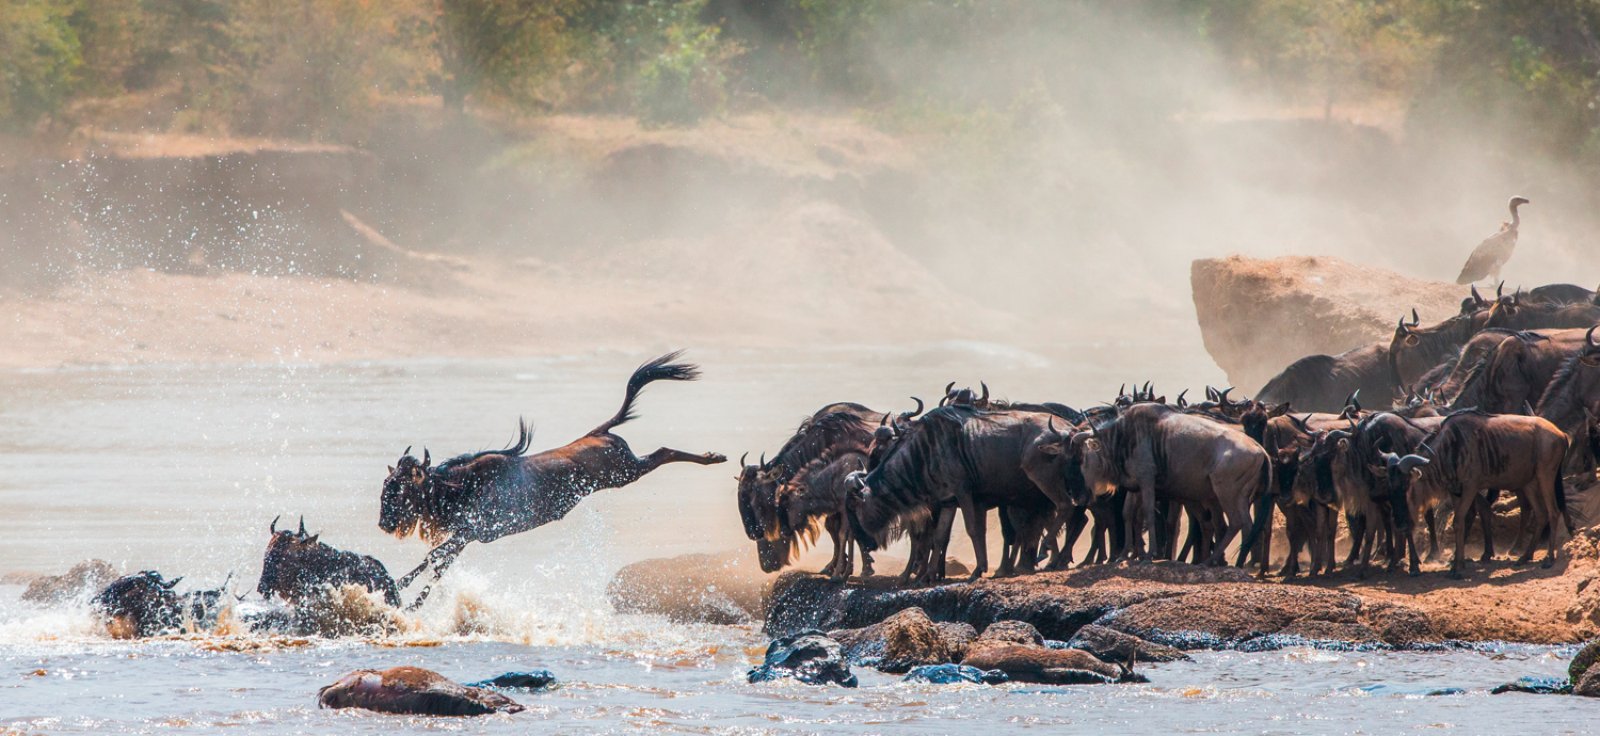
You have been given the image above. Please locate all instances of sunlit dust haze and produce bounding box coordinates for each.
[3,0,1599,624]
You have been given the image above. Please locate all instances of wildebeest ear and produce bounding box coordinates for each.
[1337,438,1350,450]
[1084,438,1102,452]
[306,535,319,545]
[387,465,394,474]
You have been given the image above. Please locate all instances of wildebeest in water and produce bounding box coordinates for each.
[256,515,401,608]
[381,351,726,608]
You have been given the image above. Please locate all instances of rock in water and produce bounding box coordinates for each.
[975,620,1044,647]
[828,607,975,673]
[22,560,118,605]
[1491,676,1572,695]
[467,670,558,691]
[747,632,859,687]
[318,667,523,716]
[902,664,1009,685]
[1065,624,1190,664]
[1570,639,1600,685]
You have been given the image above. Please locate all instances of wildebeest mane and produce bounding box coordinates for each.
[767,411,873,482]
[432,419,534,475]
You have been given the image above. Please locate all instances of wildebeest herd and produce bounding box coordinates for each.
[737,281,1600,585]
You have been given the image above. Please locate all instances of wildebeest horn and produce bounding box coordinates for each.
[879,413,890,428]
[1326,429,1352,443]
[1345,390,1361,412]
[1118,383,1126,397]
[270,515,280,534]
[1471,284,1484,305]
[1418,441,1436,457]
[1587,325,1599,348]
[739,452,748,467]
[903,396,925,419]
[1397,454,1430,473]
[422,448,431,468]
[1176,389,1189,407]
[1219,387,1234,403]
[1397,315,1409,333]
[1496,281,1504,299]
[298,516,306,536]
[1289,414,1311,432]
[941,381,956,406]
[759,452,767,466]
[163,576,183,589]
[1205,386,1218,401]
[979,382,989,403]
[1047,416,1060,436]
[1410,308,1419,326]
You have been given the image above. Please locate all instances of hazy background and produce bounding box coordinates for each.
[4,0,1600,576]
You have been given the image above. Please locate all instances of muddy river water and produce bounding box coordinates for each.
[0,347,1591,733]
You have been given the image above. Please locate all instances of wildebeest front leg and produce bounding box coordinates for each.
[1448,490,1479,579]
[406,537,469,610]
[397,537,467,590]
[959,496,989,581]
[642,448,727,471]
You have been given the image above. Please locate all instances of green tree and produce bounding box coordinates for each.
[0,0,82,131]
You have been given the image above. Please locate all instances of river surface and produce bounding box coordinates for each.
[1,348,1593,733]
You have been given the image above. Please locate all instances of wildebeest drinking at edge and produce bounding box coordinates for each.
[380,351,727,608]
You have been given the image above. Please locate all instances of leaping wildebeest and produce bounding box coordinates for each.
[380,351,726,608]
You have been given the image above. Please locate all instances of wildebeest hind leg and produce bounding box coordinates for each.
[642,448,727,470]
[406,537,469,611]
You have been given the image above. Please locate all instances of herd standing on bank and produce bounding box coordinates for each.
[737,279,1600,584]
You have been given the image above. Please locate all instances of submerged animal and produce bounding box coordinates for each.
[318,666,524,716]
[1456,196,1529,285]
[380,351,726,608]
[256,516,400,607]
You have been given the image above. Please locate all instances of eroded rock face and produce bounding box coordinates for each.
[827,607,976,672]
[765,566,1440,653]
[1191,255,1464,393]
[317,666,523,716]
[608,551,766,625]
[747,632,859,687]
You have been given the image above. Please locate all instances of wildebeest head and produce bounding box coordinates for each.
[1037,425,1112,508]
[257,515,323,601]
[1378,451,1431,531]
[94,570,183,638]
[380,446,433,541]
[1460,284,1492,316]
[734,452,786,573]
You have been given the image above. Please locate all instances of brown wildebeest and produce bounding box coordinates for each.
[1451,328,1593,413]
[1536,326,1600,474]
[380,351,726,608]
[1382,410,1571,578]
[736,401,902,578]
[1053,403,1272,567]
[1256,342,1396,414]
[257,516,400,607]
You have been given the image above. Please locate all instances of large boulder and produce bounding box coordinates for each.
[1192,255,1464,393]
[317,666,523,715]
[747,632,859,687]
[1097,583,1435,650]
[608,550,767,625]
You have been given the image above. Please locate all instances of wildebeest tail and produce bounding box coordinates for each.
[1236,457,1274,567]
[590,350,700,435]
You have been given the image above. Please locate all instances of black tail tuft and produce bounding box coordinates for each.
[590,350,700,435]
[1557,471,1575,536]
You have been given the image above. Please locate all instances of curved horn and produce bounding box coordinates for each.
[298,516,306,536]
[1176,389,1189,407]
[1410,308,1420,326]
[1206,386,1219,401]
[1325,429,1352,443]
[1496,281,1505,300]
[1471,284,1484,305]
[1397,454,1430,473]
[1218,387,1234,404]
[1397,315,1409,333]
[402,445,412,457]
[422,448,431,468]
[1418,441,1436,457]
[1118,383,1127,397]
[739,452,748,467]
[979,382,990,404]
[1047,416,1060,435]
[269,515,280,534]
[903,396,925,419]
[1346,389,1361,412]
[759,452,767,467]
[163,576,183,589]
[879,413,890,428]
[1289,413,1311,432]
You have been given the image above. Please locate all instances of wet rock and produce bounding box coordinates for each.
[961,643,1144,685]
[317,666,523,715]
[609,550,766,625]
[467,670,558,691]
[1097,584,1436,650]
[1576,668,1600,698]
[747,632,859,687]
[976,620,1044,647]
[1492,676,1572,695]
[827,607,975,672]
[1569,639,1600,684]
[22,560,118,605]
[902,664,1009,685]
[1065,624,1189,664]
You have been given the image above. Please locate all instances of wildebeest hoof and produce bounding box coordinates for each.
[703,452,728,463]
[1541,558,1555,569]
[1447,569,1464,580]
